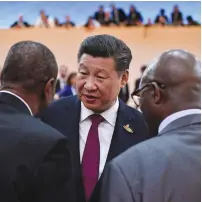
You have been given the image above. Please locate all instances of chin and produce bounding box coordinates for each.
[82,101,103,113]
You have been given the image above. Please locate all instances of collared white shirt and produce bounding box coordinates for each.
[0,90,33,115]
[158,109,201,134]
[35,16,55,28]
[80,98,119,178]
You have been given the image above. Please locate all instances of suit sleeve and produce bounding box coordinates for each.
[36,138,74,202]
[100,162,134,202]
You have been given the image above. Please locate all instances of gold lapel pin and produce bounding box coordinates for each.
[123,124,133,134]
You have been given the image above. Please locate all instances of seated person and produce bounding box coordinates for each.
[84,16,100,29]
[110,4,126,25]
[187,16,200,26]
[61,16,75,28]
[54,72,77,99]
[94,5,105,25]
[54,18,61,27]
[103,12,115,26]
[35,10,55,28]
[155,9,169,25]
[171,5,183,25]
[127,5,143,26]
[10,15,31,28]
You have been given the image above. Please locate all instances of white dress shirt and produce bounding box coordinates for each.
[0,90,33,115]
[158,109,201,134]
[80,98,119,178]
[35,16,55,28]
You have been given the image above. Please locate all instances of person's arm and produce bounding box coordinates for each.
[100,162,133,202]
[36,138,74,202]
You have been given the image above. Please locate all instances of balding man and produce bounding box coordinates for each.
[100,49,201,202]
[0,41,73,202]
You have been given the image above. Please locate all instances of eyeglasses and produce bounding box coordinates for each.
[131,81,166,109]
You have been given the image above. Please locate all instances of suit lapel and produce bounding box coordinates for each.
[106,99,135,162]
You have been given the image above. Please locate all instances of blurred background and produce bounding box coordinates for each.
[0,1,201,28]
[0,1,201,106]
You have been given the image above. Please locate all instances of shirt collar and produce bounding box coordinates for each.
[0,90,33,116]
[80,98,119,127]
[158,109,201,134]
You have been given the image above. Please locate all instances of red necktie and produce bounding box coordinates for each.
[81,114,104,201]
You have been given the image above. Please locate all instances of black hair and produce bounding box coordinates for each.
[77,34,132,72]
[1,40,58,92]
[66,72,77,86]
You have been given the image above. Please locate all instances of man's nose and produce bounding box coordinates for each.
[84,77,97,91]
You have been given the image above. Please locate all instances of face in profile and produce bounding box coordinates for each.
[76,54,127,113]
[139,76,163,136]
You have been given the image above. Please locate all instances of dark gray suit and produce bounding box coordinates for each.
[100,114,201,202]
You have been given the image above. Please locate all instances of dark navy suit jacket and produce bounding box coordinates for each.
[39,95,149,202]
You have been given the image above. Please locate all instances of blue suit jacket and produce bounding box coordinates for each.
[39,95,149,202]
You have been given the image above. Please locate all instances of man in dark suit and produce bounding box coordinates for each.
[171,5,183,25]
[10,15,31,28]
[39,34,149,202]
[100,49,201,202]
[94,5,105,25]
[155,9,169,25]
[110,4,126,25]
[0,41,73,202]
[127,5,143,26]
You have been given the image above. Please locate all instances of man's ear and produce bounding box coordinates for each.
[120,70,129,88]
[44,78,55,98]
[151,83,162,105]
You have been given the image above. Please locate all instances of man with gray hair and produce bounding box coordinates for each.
[0,41,73,202]
[100,49,201,202]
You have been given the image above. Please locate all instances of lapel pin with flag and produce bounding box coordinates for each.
[123,124,133,134]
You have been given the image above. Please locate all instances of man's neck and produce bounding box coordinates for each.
[1,88,37,115]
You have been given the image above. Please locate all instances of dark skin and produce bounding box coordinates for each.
[0,41,58,116]
[1,78,55,115]
[139,49,201,136]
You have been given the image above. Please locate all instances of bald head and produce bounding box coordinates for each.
[142,49,201,110]
[1,41,58,91]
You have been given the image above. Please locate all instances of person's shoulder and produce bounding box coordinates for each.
[111,136,163,171]
[38,95,79,120]
[1,113,66,143]
[22,115,65,139]
[113,132,179,169]
[122,102,144,119]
